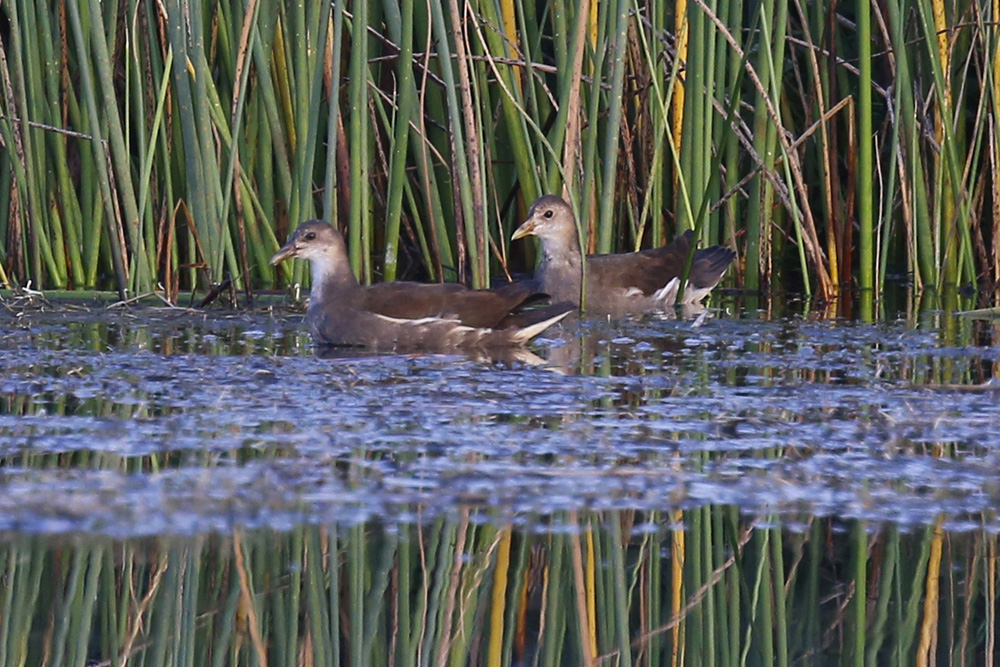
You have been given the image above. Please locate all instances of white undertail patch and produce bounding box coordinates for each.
[652,277,715,309]
[512,310,572,345]
[652,278,681,308]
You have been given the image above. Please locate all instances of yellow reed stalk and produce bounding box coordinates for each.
[499,0,521,87]
[916,517,944,667]
[671,0,689,188]
[988,535,996,662]
[586,528,598,660]
[568,512,596,666]
[590,0,598,50]
[233,528,269,666]
[931,0,957,285]
[932,0,950,115]
[487,527,512,666]
[671,510,685,667]
[929,0,950,151]
[562,1,591,195]
[993,0,1000,286]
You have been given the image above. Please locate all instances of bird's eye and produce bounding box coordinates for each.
[304,232,316,241]
[543,210,554,219]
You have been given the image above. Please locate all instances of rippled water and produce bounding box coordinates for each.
[2,296,998,537]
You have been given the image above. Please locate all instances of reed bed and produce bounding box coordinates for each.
[0,514,996,666]
[0,0,999,304]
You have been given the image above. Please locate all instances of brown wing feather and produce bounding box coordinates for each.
[361,281,540,329]
[586,231,694,295]
[585,231,735,296]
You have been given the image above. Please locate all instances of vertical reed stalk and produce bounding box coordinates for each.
[64,0,130,297]
[382,0,416,281]
[609,515,633,667]
[857,0,874,295]
[488,526,513,666]
[350,523,365,667]
[568,513,595,666]
[595,0,632,254]
[348,0,371,283]
[851,521,868,666]
[916,518,944,666]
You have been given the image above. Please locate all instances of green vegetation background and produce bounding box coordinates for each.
[1,0,997,305]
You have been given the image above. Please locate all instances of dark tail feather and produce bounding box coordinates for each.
[692,246,737,288]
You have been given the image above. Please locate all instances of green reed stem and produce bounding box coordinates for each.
[743,7,771,292]
[883,0,934,287]
[542,534,564,665]
[852,522,867,666]
[350,523,365,667]
[6,1,46,287]
[898,524,934,660]
[857,0,874,293]
[428,0,482,286]
[770,525,788,667]
[382,0,416,282]
[649,514,663,667]
[396,526,413,665]
[348,1,372,283]
[686,508,705,659]
[867,527,899,666]
[306,528,332,667]
[595,0,631,254]
[364,531,398,658]
[322,0,346,229]
[184,544,204,667]
[501,529,530,667]
[610,515,633,667]
[329,525,342,666]
[476,0,541,206]
[65,0,129,297]
[210,580,240,667]
[702,507,719,666]
[50,547,87,667]
[86,0,150,291]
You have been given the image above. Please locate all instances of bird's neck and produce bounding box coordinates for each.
[538,234,584,299]
[309,251,361,307]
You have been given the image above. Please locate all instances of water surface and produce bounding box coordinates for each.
[1,299,997,535]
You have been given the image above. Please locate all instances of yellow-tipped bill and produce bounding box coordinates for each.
[269,240,299,265]
[511,218,537,241]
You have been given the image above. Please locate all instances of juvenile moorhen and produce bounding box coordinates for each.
[512,195,736,317]
[271,220,570,349]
